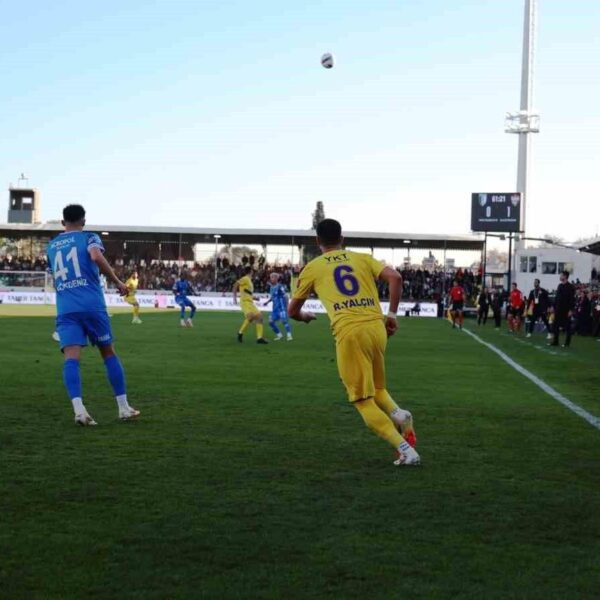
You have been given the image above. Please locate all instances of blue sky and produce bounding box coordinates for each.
[1,0,599,241]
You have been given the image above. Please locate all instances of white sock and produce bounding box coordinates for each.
[398,441,419,459]
[116,395,130,411]
[72,397,85,415]
[390,408,411,426]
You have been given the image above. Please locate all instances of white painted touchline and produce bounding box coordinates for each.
[463,328,600,431]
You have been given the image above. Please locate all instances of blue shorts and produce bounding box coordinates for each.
[270,309,288,322]
[176,297,195,308]
[56,311,113,350]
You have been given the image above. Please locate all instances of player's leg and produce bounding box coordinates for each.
[238,308,251,342]
[370,323,417,447]
[252,311,267,343]
[57,314,95,425]
[98,344,139,420]
[337,327,418,465]
[86,312,139,420]
[179,300,187,327]
[62,345,96,425]
[133,301,141,323]
[280,311,292,340]
[459,308,464,328]
[185,299,196,327]
[269,311,282,338]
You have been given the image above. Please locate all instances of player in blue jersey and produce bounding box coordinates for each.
[173,273,197,327]
[47,204,140,426]
[264,272,293,341]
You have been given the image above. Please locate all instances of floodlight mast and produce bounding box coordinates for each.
[505,0,539,250]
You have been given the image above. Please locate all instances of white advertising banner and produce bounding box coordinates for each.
[0,290,438,317]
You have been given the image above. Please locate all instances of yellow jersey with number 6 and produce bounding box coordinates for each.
[293,249,385,340]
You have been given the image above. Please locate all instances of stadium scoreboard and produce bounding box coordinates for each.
[471,192,522,233]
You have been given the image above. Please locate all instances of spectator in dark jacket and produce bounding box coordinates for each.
[526,279,550,338]
[477,289,489,325]
[550,271,576,347]
[490,289,503,329]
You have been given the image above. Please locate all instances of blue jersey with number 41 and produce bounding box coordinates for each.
[47,231,107,315]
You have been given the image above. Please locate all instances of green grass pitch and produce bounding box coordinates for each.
[1,307,599,599]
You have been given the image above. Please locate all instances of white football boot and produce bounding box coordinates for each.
[132,317,142,324]
[180,319,187,327]
[186,318,194,328]
[393,446,421,466]
[286,333,293,341]
[274,333,283,341]
[119,407,141,421]
[75,412,97,426]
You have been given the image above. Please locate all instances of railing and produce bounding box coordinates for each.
[0,270,52,289]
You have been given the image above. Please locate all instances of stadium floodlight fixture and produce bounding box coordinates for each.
[403,240,411,244]
[101,231,109,236]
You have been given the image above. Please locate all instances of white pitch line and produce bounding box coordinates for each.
[463,328,600,431]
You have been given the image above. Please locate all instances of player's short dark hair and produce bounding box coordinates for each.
[512,282,517,287]
[534,278,540,285]
[561,270,570,279]
[63,204,86,224]
[243,266,252,275]
[316,219,342,245]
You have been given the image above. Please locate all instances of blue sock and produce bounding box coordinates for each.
[104,355,127,397]
[180,305,186,319]
[283,319,292,334]
[269,319,280,334]
[63,359,82,400]
[189,305,196,319]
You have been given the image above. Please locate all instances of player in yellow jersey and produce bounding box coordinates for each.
[124,271,142,324]
[232,266,268,344]
[288,219,419,466]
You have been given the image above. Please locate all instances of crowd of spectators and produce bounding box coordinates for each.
[378,267,477,302]
[0,252,480,301]
[1,255,48,271]
[109,256,295,294]
[573,285,600,337]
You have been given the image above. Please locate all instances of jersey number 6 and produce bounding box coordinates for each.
[333,265,360,296]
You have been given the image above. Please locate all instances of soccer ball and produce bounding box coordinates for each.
[320,53,334,69]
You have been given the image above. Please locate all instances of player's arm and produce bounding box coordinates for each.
[288,268,316,323]
[288,297,316,323]
[89,248,127,296]
[262,296,272,306]
[379,266,402,337]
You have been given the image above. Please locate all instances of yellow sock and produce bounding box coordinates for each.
[133,306,140,318]
[239,319,251,334]
[374,389,399,415]
[354,398,405,449]
[256,322,264,339]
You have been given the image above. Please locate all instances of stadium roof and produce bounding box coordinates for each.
[0,222,484,251]
[579,237,600,255]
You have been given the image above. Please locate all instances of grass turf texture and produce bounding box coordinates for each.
[1,308,599,599]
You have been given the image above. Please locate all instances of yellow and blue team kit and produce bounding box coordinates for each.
[293,249,387,402]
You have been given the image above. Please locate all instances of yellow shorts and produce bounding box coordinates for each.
[124,294,137,306]
[336,320,387,402]
[241,302,260,318]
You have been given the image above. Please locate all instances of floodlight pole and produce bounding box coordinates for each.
[214,234,221,291]
[505,0,540,254]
